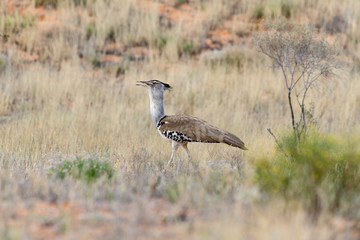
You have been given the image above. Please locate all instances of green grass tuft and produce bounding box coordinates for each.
[153,34,168,52]
[2,13,36,34]
[35,0,88,8]
[165,181,181,203]
[174,0,189,8]
[47,154,115,184]
[178,39,198,57]
[254,5,265,19]
[281,2,292,19]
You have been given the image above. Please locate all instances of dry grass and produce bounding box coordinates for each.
[0,0,360,239]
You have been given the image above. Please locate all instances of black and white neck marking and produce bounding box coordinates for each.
[156,116,167,128]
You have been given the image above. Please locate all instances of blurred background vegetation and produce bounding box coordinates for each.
[0,0,360,239]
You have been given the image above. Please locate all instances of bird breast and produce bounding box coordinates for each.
[156,120,193,143]
[161,130,193,142]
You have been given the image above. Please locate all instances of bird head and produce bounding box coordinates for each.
[136,80,172,93]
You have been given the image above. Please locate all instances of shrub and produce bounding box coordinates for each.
[254,22,343,139]
[255,132,360,219]
[47,154,115,184]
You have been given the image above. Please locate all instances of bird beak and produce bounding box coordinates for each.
[136,81,150,87]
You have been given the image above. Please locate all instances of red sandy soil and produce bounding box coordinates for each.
[1,198,198,239]
[3,0,254,65]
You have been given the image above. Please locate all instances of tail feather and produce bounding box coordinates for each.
[223,132,248,150]
[206,126,247,150]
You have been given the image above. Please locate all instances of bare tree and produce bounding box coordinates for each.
[254,21,342,140]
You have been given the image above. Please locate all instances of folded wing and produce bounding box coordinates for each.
[158,115,247,150]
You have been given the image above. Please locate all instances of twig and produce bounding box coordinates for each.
[267,128,289,158]
[267,128,280,146]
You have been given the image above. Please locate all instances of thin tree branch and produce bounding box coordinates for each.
[267,128,289,158]
[288,90,297,137]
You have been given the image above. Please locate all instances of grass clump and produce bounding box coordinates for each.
[165,181,181,203]
[281,1,292,19]
[35,0,58,7]
[153,34,168,52]
[253,1,292,20]
[2,13,36,34]
[174,0,189,8]
[0,54,6,73]
[255,132,360,219]
[253,5,265,20]
[178,39,198,57]
[47,154,115,184]
[0,33,10,41]
[35,0,87,8]
[201,47,249,71]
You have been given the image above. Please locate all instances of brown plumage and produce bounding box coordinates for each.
[136,79,247,167]
[158,115,247,150]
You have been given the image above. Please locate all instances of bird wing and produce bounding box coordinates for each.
[158,115,247,150]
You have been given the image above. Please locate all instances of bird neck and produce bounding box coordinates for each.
[148,89,165,126]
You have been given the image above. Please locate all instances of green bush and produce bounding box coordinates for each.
[47,155,115,184]
[255,132,360,219]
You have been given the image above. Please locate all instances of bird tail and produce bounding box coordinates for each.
[222,132,248,150]
[205,126,248,150]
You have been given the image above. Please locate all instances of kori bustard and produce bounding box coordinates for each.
[137,80,247,166]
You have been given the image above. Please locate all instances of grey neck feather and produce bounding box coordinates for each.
[147,88,165,126]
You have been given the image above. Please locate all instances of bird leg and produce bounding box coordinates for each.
[181,143,191,159]
[167,141,181,167]
[181,143,198,170]
[168,142,199,171]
